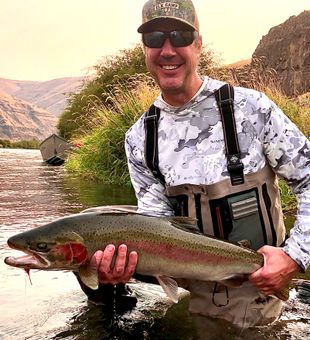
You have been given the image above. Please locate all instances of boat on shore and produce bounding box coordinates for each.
[39,134,72,165]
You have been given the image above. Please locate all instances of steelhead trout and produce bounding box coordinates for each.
[4,205,289,302]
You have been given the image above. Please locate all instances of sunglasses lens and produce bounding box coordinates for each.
[170,31,195,47]
[143,31,196,48]
[143,32,165,48]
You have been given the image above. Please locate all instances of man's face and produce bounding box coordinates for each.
[143,20,202,104]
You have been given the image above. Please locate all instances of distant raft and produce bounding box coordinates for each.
[39,134,72,165]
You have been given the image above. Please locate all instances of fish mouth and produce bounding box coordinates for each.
[4,250,50,269]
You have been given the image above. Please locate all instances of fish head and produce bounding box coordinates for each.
[5,225,88,271]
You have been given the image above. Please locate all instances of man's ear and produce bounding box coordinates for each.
[196,34,203,52]
[141,41,147,54]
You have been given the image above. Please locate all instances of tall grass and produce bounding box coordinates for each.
[66,74,158,185]
[66,62,309,214]
[212,57,310,138]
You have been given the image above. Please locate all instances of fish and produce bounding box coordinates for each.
[4,205,289,302]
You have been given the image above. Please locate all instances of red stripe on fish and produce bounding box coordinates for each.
[124,240,234,264]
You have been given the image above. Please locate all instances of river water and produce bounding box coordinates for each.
[0,149,309,340]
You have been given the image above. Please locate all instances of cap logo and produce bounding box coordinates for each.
[155,2,180,13]
[138,0,198,33]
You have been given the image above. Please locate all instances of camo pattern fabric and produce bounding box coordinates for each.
[125,76,310,271]
[141,0,197,30]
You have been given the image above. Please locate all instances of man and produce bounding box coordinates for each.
[88,0,309,329]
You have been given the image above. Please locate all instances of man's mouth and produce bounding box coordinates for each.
[161,65,180,70]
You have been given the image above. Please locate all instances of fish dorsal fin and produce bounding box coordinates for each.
[156,275,179,303]
[169,217,201,234]
[81,205,138,215]
[78,257,99,290]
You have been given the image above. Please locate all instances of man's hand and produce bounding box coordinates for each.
[91,244,138,285]
[249,245,300,296]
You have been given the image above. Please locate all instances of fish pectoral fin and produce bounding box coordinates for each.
[219,274,248,287]
[156,275,179,303]
[78,259,99,290]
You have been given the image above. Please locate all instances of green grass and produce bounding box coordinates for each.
[279,180,297,216]
[65,75,158,185]
[0,139,40,149]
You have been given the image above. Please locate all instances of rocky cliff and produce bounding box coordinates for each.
[0,76,86,141]
[0,90,57,141]
[252,10,310,96]
[0,76,85,116]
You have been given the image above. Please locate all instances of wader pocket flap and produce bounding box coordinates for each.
[230,197,258,220]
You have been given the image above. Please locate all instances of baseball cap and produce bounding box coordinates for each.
[137,0,199,33]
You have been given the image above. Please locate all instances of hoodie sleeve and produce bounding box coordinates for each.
[124,115,174,217]
[261,95,310,271]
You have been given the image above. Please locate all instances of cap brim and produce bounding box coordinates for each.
[137,17,196,33]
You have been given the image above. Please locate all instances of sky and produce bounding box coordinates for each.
[1,0,309,81]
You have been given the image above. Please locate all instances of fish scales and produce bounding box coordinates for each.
[5,209,289,302]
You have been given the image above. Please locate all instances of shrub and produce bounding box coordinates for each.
[58,44,219,140]
[66,75,158,185]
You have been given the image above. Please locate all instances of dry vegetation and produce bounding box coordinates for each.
[66,54,309,219]
[208,58,310,138]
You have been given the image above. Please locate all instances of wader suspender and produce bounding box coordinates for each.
[214,84,245,185]
[144,84,245,186]
[144,104,166,184]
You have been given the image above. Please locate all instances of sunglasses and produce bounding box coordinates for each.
[142,30,198,48]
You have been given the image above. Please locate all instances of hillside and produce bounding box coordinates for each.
[0,76,85,116]
[0,90,57,141]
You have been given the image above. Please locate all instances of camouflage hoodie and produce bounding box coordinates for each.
[125,76,310,271]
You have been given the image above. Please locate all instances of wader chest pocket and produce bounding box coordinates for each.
[210,190,266,250]
[230,196,258,220]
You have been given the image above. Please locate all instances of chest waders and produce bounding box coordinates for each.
[144,84,286,320]
[144,84,286,251]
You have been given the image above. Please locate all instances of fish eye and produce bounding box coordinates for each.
[37,243,48,251]
[29,242,55,252]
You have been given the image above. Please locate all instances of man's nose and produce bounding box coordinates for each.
[160,38,177,56]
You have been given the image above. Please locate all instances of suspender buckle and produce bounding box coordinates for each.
[227,155,244,185]
[144,114,157,122]
[219,98,234,108]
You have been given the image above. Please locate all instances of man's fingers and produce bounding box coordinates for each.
[94,244,137,285]
[113,244,128,275]
[249,267,263,284]
[90,250,104,267]
[99,244,115,273]
[124,251,138,279]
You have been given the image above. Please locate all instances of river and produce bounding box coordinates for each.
[0,149,309,340]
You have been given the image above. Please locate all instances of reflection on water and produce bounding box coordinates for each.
[0,148,136,228]
[0,148,137,339]
[0,149,309,339]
